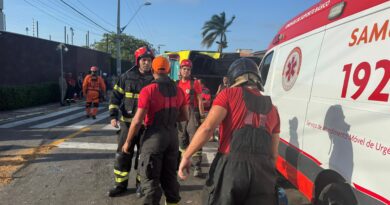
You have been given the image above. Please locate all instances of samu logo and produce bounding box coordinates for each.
[282,47,302,91]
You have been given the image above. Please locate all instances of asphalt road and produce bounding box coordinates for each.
[0,102,309,205]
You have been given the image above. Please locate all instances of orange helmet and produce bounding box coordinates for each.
[90,66,98,72]
[152,56,170,74]
[134,46,154,66]
[180,59,192,68]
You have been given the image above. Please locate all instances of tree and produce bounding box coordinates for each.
[91,33,153,62]
[201,12,235,53]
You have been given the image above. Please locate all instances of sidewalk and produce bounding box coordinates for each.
[0,101,85,123]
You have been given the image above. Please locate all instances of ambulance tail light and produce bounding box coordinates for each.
[328,1,346,20]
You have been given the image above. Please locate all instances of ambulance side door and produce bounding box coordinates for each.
[268,30,326,156]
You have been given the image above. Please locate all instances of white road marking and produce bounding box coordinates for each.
[58,142,118,150]
[65,111,110,129]
[31,108,104,129]
[0,107,83,128]
[101,124,120,130]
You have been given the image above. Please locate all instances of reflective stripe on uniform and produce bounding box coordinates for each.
[125,92,139,98]
[115,176,129,183]
[109,104,119,110]
[165,202,177,205]
[114,169,128,177]
[120,116,132,123]
[114,85,125,94]
[179,147,186,153]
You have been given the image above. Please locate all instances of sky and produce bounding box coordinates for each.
[2,0,319,53]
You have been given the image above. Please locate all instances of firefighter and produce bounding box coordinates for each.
[122,56,189,205]
[177,59,205,177]
[82,66,106,119]
[108,46,155,197]
[179,58,281,204]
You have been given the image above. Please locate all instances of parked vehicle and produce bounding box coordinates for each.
[259,0,390,204]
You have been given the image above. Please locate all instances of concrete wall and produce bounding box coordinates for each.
[0,31,111,86]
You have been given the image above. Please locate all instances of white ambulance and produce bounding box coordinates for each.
[259,0,390,204]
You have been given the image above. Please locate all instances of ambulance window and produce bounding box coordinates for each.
[259,51,273,86]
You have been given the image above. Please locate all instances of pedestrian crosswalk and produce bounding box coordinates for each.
[0,106,110,129]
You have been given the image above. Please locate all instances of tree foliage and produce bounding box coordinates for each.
[201,12,235,53]
[91,33,153,62]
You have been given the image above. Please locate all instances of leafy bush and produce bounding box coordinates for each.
[0,82,60,110]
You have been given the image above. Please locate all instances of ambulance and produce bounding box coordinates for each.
[258,0,390,204]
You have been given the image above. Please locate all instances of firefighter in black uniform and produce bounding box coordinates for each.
[122,56,189,205]
[179,58,281,204]
[108,46,155,197]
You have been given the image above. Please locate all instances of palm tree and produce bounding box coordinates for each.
[201,12,236,53]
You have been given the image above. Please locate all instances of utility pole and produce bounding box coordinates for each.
[70,27,74,45]
[25,27,29,35]
[36,21,39,38]
[87,30,89,47]
[49,35,51,40]
[116,0,121,76]
[105,34,109,53]
[67,34,69,44]
[32,18,35,37]
[64,26,66,43]
[0,0,5,31]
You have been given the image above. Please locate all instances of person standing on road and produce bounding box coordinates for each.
[216,76,229,95]
[177,59,206,177]
[108,46,154,197]
[179,58,281,205]
[122,56,189,205]
[82,66,106,119]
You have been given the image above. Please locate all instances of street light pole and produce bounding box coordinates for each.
[116,1,151,76]
[57,43,68,105]
[70,27,74,45]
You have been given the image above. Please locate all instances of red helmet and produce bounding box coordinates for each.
[134,46,154,65]
[90,66,98,72]
[180,59,192,68]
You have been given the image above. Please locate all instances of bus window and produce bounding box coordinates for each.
[259,51,274,86]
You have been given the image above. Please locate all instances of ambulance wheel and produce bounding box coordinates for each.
[317,183,357,205]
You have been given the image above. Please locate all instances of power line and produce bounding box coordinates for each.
[59,0,112,33]
[23,0,103,37]
[30,0,104,33]
[75,0,115,29]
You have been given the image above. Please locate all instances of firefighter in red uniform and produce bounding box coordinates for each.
[177,59,205,177]
[122,56,189,205]
[179,58,281,205]
[108,46,154,197]
[82,66,106,119]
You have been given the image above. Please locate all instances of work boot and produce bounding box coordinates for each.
[108,186,127,197]
[193,167,202,177]
[92,115,96,120]
[86,115,90,118]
